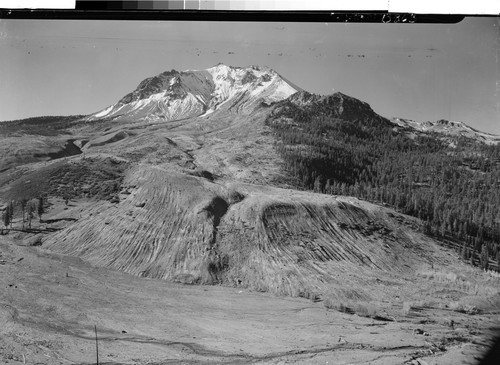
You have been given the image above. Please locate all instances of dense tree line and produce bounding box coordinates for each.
[266,98,500,271]
[0,115,85,136]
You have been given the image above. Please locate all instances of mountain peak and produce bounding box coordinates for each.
[281,90,391,126]
[90,64,299,121]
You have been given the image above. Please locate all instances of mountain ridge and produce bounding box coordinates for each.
[392,117,500,144]
[2,63,497,144]
[89,64,301,122]
[86,63,498,144]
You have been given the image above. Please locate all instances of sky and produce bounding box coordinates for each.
[0,17,499,133]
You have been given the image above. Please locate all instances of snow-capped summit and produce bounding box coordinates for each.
[393,117,500,144]
[90,64,301,122]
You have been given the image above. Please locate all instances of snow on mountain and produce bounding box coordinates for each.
[393,117,500,145]
[89,64,301,122]
[88,63,498,145]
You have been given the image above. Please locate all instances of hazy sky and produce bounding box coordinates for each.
[1,17,499,133]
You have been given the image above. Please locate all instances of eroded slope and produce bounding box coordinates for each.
[43,164,449,305]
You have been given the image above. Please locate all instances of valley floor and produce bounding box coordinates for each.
[1,233,498,365]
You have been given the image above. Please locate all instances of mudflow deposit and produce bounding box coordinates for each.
[1,64,499,365]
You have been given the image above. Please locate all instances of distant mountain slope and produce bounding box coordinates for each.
[393,117,500,145]
[89,64,300,122]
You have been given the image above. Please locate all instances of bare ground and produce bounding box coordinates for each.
[1,227,499,364]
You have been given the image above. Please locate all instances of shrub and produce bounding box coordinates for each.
[227,189,245,204]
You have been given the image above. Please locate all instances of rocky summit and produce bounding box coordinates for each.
[89,64,301,122]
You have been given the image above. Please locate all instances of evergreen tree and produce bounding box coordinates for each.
[18,197,28,228]
[2,209,10,230]
[469,250,476,267]
[7,201,14,228]
[460,242,468,260]
[26,201,35,229]
[480,245,489,271]
[37,196,45,222]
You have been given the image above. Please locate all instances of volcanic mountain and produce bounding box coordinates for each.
[89,64,301,122]
[1,62,499,310]
[1,64,500,364]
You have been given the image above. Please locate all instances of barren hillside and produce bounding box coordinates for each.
[42,163,447,304]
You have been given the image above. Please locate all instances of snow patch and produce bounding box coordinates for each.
[94,105,114,118]
[89,64,301,122]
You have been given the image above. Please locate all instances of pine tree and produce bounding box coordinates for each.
[37,196,45,222]
[460,242,468,260]
[480,245,489,271]
[423,220,433,236]
[2,209,10,230]
[19,197,28,228]
[313,175,324,193]
[26,201,35,229]
[7,201,14,228]
[470,250,476,266]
